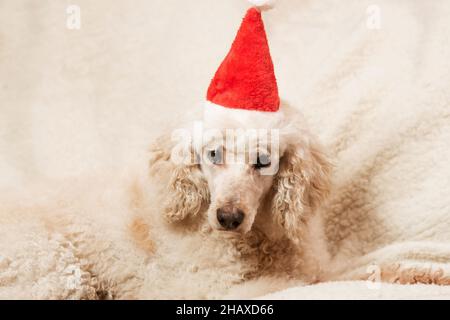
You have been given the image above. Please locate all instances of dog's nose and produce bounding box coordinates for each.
[216,207,245,230]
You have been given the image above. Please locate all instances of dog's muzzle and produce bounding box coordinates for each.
[216,206,245,230]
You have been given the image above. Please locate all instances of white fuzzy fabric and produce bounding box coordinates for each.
[1,0,450,299]
[203,101,285,129]
[260,282,450,300]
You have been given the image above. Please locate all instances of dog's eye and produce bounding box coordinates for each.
[207,148,223,165]
[254,154,271,169]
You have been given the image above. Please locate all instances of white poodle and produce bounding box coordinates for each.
[125,102,333,299]
[0,103,333,300]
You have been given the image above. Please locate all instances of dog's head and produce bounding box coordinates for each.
[149,105,332,242]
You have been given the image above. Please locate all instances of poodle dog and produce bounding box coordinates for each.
[0,103,332,299]
[127,102,333,299]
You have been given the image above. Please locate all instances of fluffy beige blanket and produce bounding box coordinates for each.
[1,0,450,299]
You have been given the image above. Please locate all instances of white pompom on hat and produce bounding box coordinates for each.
[247,0,276,10]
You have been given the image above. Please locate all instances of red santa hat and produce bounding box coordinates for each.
[204,0,283,129]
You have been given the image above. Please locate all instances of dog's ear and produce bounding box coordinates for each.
[149,134,210,223]
[271,138,332,243]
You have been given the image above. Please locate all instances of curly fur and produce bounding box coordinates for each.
[272,142,332,244]
[142,103,333,294]
[164,165,210,222]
